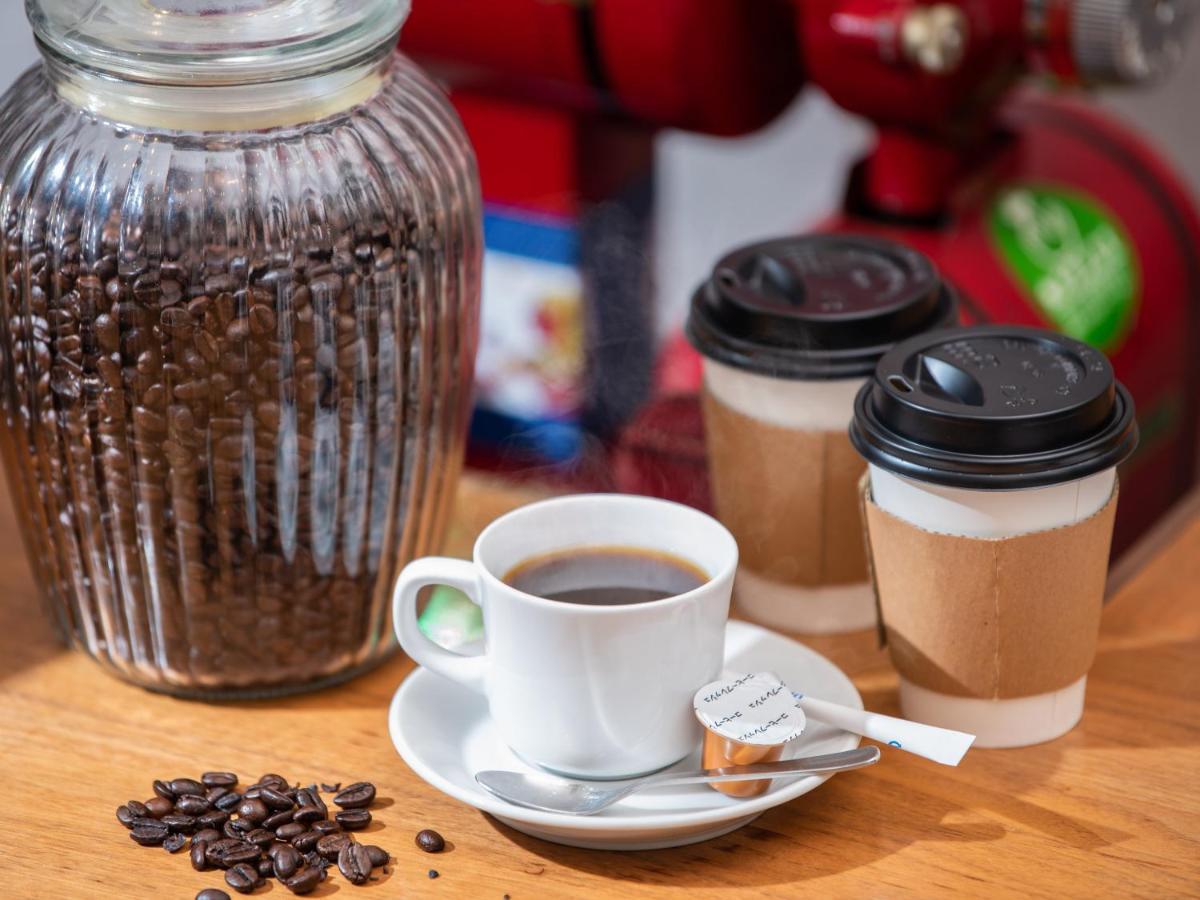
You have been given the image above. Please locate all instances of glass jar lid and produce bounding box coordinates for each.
[27,0,410,86]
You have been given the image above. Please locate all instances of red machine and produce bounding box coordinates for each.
[403,0,1198,550]
[402,0,803,135]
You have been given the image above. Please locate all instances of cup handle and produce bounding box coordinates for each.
[393,557,488,694]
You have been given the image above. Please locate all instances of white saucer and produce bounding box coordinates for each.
[388,619,863,850]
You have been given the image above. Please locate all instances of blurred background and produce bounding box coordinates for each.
[1,6,1194,306]
[4,2,1194,554]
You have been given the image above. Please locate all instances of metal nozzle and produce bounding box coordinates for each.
[1072,0,1195,83]
[900,4,970,74]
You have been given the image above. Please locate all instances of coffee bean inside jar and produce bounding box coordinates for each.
[0,0,481,695]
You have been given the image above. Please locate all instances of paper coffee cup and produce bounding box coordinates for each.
[687,235,958,634]
[851,324,1138,747]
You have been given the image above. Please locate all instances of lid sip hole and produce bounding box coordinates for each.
[915,354,985,406]
[888,375,913,393]
[743,254,803,304]
[715,267,741,290]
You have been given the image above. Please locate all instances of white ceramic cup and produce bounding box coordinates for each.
[704,358,876,634]
[393,493,738,779]
[868,464,1116,748]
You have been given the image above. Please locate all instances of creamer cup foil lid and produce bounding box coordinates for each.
[693,672,806,746]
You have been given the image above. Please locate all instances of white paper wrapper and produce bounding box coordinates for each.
[693,672,807,746]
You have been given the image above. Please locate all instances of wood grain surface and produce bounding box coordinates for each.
[0,473,1197,899]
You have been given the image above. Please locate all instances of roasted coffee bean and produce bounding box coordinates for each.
[145,796,174,818]
[194,828,222,845]
[257,857,274,878]
[272,845,301,880]
[320,784,340,794]
[177,794,213,816]
[363,846,389,867]
[152,779,176,800]
[205,838,241,864]
[259,787,294,811]
[332,782,375,809]
[232,816,256,834]
[197,810,230,830]
[249,305,276,335]
[202,772,239,788]
[126,799,149,818]
[214,792,242,813]
[415,829,445,853]
[429,869,439,879]
[196,890,230,900]
[206,787,232,805]
[207,839,261,869]
[291,831,320,852]
[301,851,323,870]
[162,814,197,834]
[236,798,269,824]
[241,786,264,801]
[310,820,340,836]
[164,833,187,853]
[130,816,166,830]
[316,832,353,861]
[131,823,169,846]
[291,806,324,825]
[224,843,263,867]
[245,828,275,850]
[262,809,294,830]
[283,866,322,895]
[295,788,327,818]
[337,843,373,885]
[116,805,136,828]
[335,809,370,831]
[191,840,211,871]
[170,778,207,797]
[294,787,314,804]
[259,774,288,789]
[223,820,243,841]
[275,822,305,841]
[225,862,262,894]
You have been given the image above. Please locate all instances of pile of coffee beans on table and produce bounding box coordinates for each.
[115,772,389,895]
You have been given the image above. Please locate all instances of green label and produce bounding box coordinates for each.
[988,186,1138,351]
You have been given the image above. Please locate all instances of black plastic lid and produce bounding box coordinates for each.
[850,325,1139,490]
[685,234,959,380]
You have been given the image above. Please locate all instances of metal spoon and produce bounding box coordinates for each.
[475,746,881,816]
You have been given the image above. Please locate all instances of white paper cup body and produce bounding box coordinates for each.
[704,360,876,634]
[867,463,1117,747]
[704,359,864,432]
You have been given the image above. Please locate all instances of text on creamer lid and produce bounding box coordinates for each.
[693,671,807,746]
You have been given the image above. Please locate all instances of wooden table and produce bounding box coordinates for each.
[1,473,1198,899]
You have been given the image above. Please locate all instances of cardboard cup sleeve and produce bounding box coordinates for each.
[704,391,867,587]
[859,478,1119,700]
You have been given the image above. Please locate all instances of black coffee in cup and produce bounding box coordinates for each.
[504,547,707,606]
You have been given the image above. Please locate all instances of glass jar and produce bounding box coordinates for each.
[0,0,481,696]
